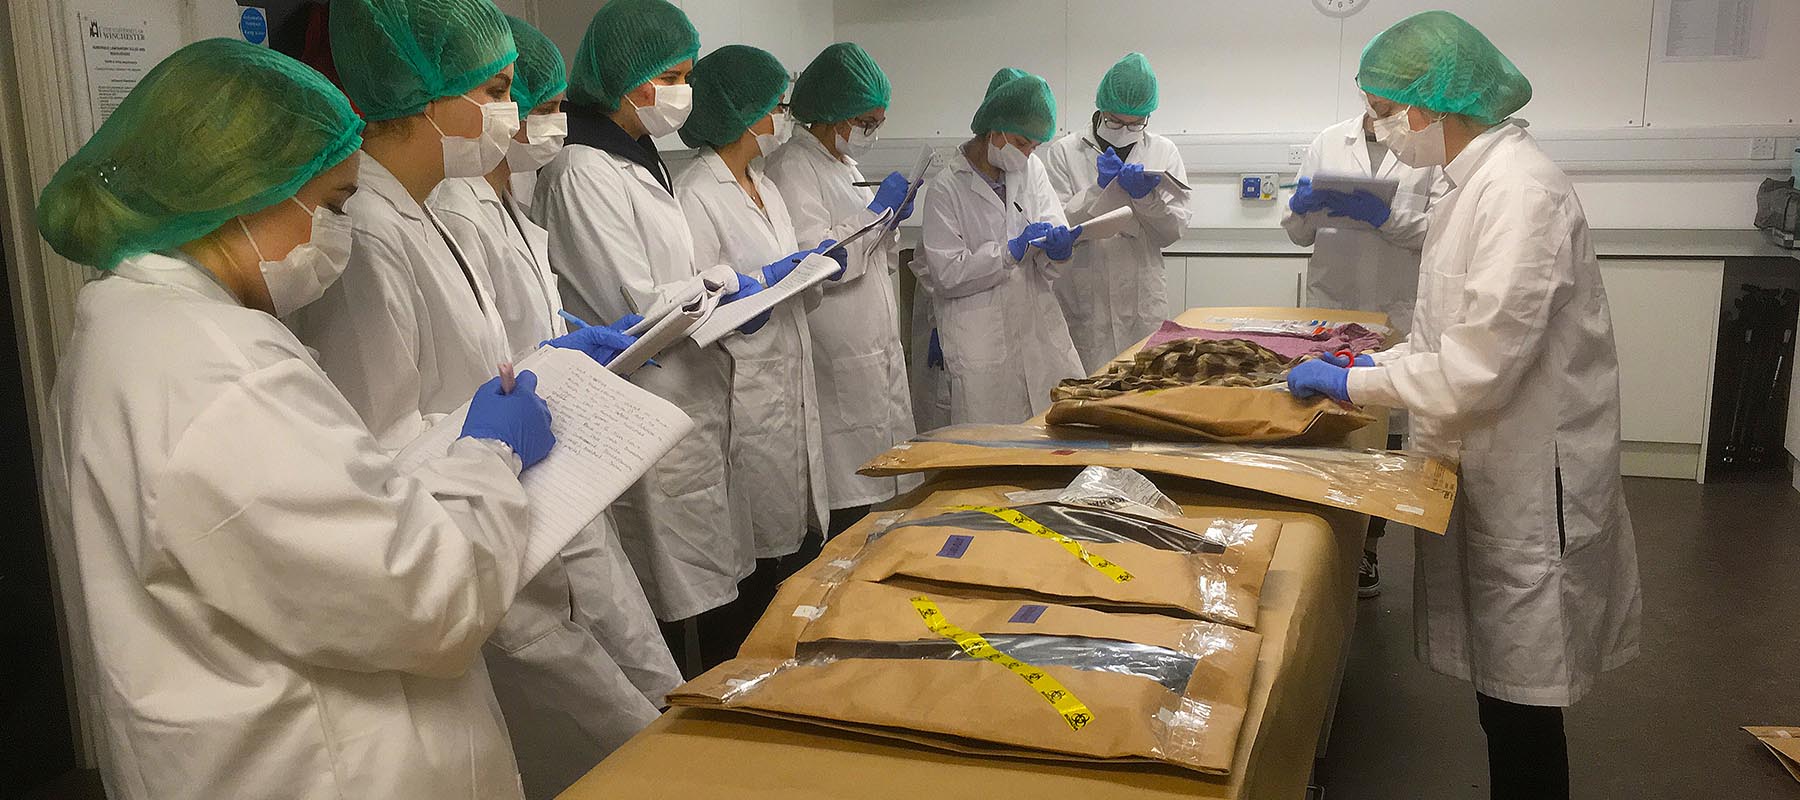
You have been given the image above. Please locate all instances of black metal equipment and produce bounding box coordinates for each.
[1712,283,1799,470]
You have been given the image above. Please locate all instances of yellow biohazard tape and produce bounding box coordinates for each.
[908,595,1095,731]
[949,504,1135,583]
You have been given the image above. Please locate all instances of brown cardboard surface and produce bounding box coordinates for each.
[558,470,1363,800]
[1046,384,1376,445]
[668,582,1261,775]
[1744,726,1800,783]
[861,422,1457,533]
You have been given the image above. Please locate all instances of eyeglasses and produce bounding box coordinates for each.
[1099,115,1148,131]
[848,116,883,134]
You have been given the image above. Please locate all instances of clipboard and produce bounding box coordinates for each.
[1082,138,1190,191]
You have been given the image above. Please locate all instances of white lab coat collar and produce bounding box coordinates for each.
[697,147,777,224]
[1443,121,1521,189]
[114,251,241,306]
[947,149,1006,212]
[358,153,430,223]
[793,127,854,167]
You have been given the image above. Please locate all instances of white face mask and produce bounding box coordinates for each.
[1371,106,1447,168]
[431,94,520,178]
[243,197,354,316]
[507,111,568,173]
[1097,118,1143,149]
[836,123,878,158]
[771,111,794,143]
[755,132,782,158]
[986,138,1029,173]
[629,83,693,137]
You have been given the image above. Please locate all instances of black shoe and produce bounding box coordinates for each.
[1357,551,1381,598]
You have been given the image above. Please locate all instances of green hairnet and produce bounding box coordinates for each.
[790,43,890,124]
[1096,52,1157,117]
[36,39,363,270]
[971,72,1056,143]
[985,67,1028,99]
[507,15,567,117]
[1357,10,1532,126]
[568,0,700,110]
[679,45,787,149]
[329,0,516,122]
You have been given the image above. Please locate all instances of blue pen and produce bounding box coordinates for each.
[558,309,591,329]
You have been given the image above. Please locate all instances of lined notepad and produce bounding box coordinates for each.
[395,346,694,580]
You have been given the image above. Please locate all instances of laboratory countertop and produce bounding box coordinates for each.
[896,227,1797,260]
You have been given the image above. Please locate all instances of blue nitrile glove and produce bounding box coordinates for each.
[1323,352,1376,367]
[722,271,772,335]
[867,171,910,216]
[607,313,644,332]
[897,180,920,221]
[760,246,816,286]
[1095,147,1124,188]
[927,328,944,368]
[543,325,637,366]
[813,238,849,280]
[1321,188,1392,229]
[461,370,555,468]
[1038,224,1083,262]
[1285,358,1351,402]
[1117,163,1162,199]
[1288,177,1326,215]
[1008,221,1055,261]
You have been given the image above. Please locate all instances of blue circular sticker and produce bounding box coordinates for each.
[239,7,268,45]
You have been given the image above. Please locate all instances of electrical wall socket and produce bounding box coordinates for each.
[1287,145,1308,165]
[1240,173,1280,201]
[1750,137,1778,160]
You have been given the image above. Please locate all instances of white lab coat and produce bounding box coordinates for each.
[675,149,830,555]
[1041,131,1192,373]
[45,252,534,800]
[535,142,750,621]
[428,176,566,357]
[919,149,1084,424]
[1281,115,1445,334]
[1346,122,1642,706]
[426,176,683,774]
[765,132,922,507]
[293,158,663,798]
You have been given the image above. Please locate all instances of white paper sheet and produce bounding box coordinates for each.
[394,346,694,581]
[689,253,842,347]
[1074,205,1137,242]
[1656,0,1767,61]
[608,289,719,376]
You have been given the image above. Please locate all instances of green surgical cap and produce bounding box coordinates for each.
[790,43,890,124]
[679,45,787,149]
[1096,52,1157,116]
[507,15,567,117]
[1357,10,1532,126]
[568,0,700,111]
[37,39,363,270]
[329,0,516,122]
[971,72,1056,143]
[985,67,1028,99]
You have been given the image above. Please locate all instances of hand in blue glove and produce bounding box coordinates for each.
[1285,358,1351,402]
[1288,177,1328,215]
[1008,221,1054,261]
[722,271,772,335]
[867,171,910,217]
[1095,147,1124,188]
[543,325,637,366]
[607,313,644,332]
[1037,224,1083,262]
[1322,351,1376,367]
[1321,188,1392,229]
[1117,163,1162,199]
[813,238,849,280]
[760,246,816,287]
[461,370,555,468]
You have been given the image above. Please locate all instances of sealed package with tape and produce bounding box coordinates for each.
[668,581,1261,775]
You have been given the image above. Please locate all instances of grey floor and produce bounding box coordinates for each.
[1315,475,1800,799]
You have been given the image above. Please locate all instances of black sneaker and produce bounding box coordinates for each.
[1357,551,1381,598]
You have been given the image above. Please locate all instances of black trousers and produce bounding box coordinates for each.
[827,504,871,540]
[1476,692,1569,800]
[659,526,831,678]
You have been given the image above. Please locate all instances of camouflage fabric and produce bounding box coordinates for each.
[1051,338,1291,401]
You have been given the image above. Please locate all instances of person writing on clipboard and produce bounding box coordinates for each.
[1280,65,1449,599]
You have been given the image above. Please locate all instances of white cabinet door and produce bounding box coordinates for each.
[1162,256,1188,319]
[1181,256,1308,310]
[1600,259,1722,445]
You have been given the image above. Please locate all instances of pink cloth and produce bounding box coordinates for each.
[1144,320,1386,362]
